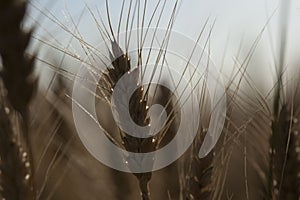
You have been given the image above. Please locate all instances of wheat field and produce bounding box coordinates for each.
[0,0,299,199]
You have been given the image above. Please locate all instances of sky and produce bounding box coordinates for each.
[27,0,300,93]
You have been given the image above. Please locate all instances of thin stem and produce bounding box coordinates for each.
[139,180,150,200]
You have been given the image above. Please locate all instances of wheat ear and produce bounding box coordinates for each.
[266,73,300,199]
[0,0,37,198]
[0,82,35,199]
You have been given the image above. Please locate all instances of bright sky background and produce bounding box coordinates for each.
[28,0,300,93]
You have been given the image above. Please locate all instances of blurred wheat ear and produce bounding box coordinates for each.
[266,70,300,199]
[0,84,35,200]
[0,0,37,199]
[178,83,215,200]
[266,2,300,197]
